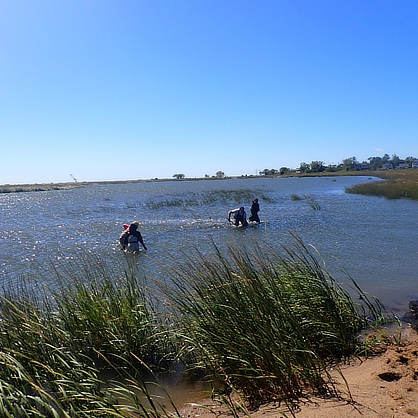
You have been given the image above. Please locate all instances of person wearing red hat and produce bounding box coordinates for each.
[119,222,147,252]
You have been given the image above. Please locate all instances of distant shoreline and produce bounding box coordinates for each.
[0,177,236,193]
[1,170,414,195]
[0,172,381,194]
[0,179,146,194]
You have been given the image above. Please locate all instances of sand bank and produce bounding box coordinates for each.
[180,327,418,418]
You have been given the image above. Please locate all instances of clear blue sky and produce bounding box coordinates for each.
[1,1,417,184]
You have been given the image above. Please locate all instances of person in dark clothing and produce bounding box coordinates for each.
[119,221,148,252]
[228,206,247,227]
[249,198,260,223]
[119,224,130,250]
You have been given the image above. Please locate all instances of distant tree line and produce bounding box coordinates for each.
[260,154,418,175]
[172,154,417,180]
[173,171,226,179]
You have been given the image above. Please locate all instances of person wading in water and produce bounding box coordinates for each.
[119,221,148,252]
[228,206,248,227]
[249,198,260,223]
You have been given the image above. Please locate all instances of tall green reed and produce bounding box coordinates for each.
[51,255,173,369]
[0,342,180,417]
[0,254,180,417]
[0,240,388,416]
[162,236,385,409]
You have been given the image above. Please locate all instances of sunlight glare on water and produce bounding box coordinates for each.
[1,176,418,316]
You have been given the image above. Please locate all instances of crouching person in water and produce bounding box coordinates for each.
[228,206,247,227]
[119,221,148,252]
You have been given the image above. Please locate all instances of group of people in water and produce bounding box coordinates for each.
[228,198,260,227]
[120,198,260,253]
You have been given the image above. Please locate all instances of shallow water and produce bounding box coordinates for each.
[1,176,418,316]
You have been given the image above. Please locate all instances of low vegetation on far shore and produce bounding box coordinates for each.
[2,169,418,202]
[0,237,391,417]
[0,179,151,193]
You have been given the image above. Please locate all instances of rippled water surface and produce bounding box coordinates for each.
[1,176,418,315]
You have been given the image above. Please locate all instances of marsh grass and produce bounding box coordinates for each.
[346,170,418,200]
[0,240,387,415]
[0,344,180,417]
[0,256,180,417]
[290,194,321,209]
[0,183,81,193]
[162,236,385,410]
[146,190,274,209]
[346,179,418,199]
[53,259,173,369]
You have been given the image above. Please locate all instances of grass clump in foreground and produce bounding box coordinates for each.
[51,255,174,369]
[0,241,388,416]
[0,255,180,417]
[163,236,386,412]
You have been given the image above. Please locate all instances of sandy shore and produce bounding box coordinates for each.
[179,327,418,418]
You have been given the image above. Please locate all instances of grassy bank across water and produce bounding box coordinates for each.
[0,182,83,193]
[0,237,391,416]
[3,169,418,201]
[0,179,150,193]
[346,169,418,200]
[0,176,251,193]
